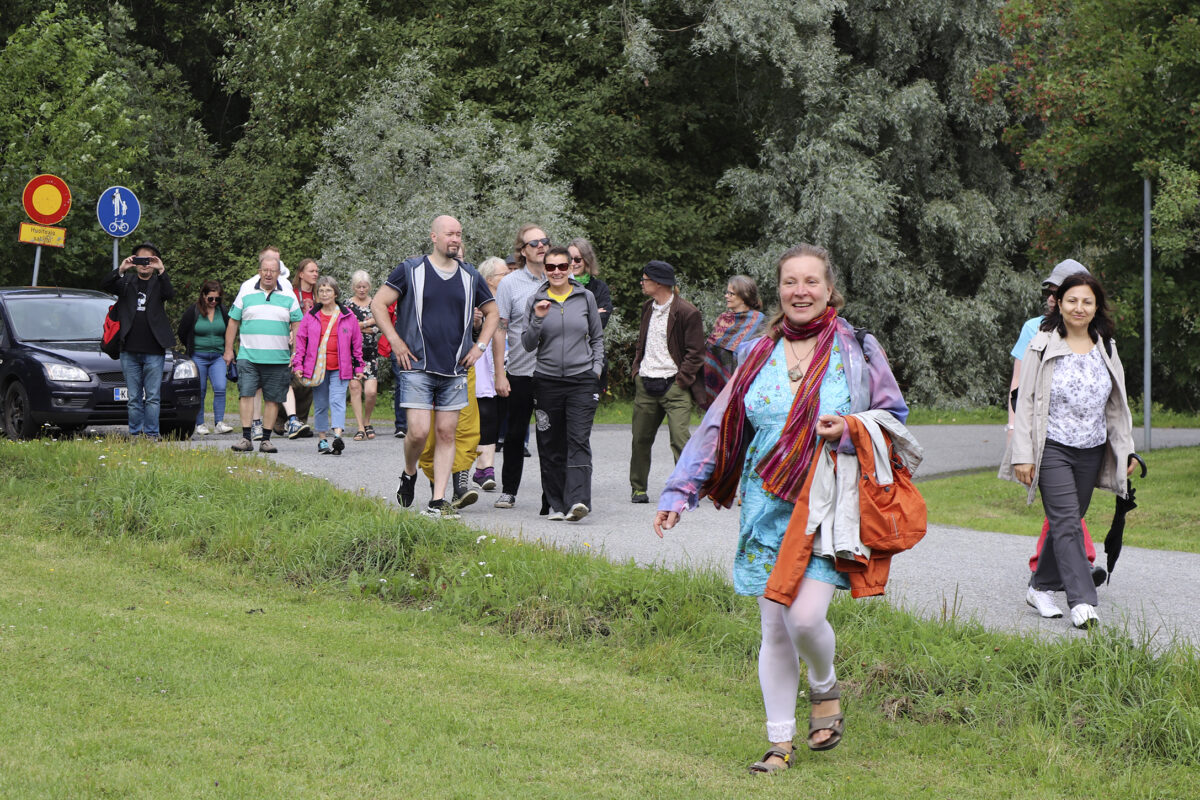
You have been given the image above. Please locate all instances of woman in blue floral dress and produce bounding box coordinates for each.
[653,244,908,773]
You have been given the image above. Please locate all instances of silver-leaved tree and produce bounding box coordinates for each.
[308,56,584,285]
[666,0,1055,405]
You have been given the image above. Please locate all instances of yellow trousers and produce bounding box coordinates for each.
[419,366,481,480]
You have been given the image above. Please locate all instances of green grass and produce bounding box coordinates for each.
[2,439,1198,797]
[919,447,1200,553]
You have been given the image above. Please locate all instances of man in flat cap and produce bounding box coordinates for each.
[629,260,705,503]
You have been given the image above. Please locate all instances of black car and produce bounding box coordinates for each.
[0,287,201,439]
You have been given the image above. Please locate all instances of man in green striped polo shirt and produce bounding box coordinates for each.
[223,255,302,452]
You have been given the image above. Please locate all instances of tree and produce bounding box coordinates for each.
[0,5,219,296]
[307,57,583,278]
[980,0,1200,409]
[653,0,1051,405]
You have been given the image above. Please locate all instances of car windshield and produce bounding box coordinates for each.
[7,296,114,341]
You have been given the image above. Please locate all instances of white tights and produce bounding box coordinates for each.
[757,580,837,743]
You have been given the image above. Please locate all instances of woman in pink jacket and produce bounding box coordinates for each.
[292,276,364,455]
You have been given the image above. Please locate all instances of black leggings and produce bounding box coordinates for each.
[478,396,501,447]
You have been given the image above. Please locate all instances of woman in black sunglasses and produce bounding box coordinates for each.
[177,280,233,435]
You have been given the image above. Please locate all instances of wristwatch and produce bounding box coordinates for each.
[475,341,487,351]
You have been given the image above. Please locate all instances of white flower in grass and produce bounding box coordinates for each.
[476,535,487,543]
[478,562,485,566]
[484,573,493,578]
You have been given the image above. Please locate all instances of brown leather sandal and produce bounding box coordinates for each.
[808,683,844,751]
[748,745,793,774]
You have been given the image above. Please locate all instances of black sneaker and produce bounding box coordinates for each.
[393,427,407,439]
[450,471,479,509]
[631,491,649,504]
[396,471,417,508]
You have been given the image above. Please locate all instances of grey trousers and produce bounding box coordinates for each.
[1032,439,1105,608]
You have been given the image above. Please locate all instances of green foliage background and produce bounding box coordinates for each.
[3,0,1198,407]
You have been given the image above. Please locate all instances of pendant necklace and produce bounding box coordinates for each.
[787,338,818,382]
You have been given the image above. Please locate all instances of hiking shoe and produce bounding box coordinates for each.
[494,493,516,509]
[565,503,589,522]
[295,425,314,438]
[631,491,649,504]
[421,499,460,520]
[396,471,417,508]
[195,423,211,436]
[250,419,264,441]
[213,421,234,434]
[1070,603,1099,630]
[331,436,344,455]
[1091,566,1107,587]
[547,510,565,521]
[317,439,332,455]
[284,416,310,439]
[1026,587,1063,619]
[450,471,478,509]
[231,437,253,452]
[473,467,496,491]
[258,439,277,453]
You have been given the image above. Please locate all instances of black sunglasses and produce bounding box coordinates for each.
[524,237,551,248]
[569,256,584,263]
[205,295,220,302]
[544,262,571,272]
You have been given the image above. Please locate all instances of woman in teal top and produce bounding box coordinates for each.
[177,280,232,435]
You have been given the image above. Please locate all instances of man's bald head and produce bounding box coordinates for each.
[430,215,463,260]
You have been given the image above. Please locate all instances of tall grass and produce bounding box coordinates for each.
[4,438,1197,768]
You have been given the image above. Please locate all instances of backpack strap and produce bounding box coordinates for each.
[854,327,870,363]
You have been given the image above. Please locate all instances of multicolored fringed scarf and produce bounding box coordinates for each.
[701,307,839,507]
[703,310,765,407]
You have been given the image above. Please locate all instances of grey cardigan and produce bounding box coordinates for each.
[520,278,604,378]
[999,329,1135,502]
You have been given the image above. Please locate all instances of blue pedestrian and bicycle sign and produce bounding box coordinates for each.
[96,186,141,237]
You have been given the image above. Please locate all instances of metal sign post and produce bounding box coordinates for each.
[1143,178,1152,450]
[32,246,42,286]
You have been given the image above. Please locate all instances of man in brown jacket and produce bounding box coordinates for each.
[629,260,706,503]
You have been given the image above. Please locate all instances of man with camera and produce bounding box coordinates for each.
[100,241,177,439]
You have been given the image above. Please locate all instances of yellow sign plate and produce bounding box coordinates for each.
[19,222,66,248]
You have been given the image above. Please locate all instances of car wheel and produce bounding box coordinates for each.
[3,381,41,440]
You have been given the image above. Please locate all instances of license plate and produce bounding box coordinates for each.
[114,387,128,401]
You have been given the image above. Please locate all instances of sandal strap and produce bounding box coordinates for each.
[749,746,793,773]
[808,712,844,734]
[809,682,841,703]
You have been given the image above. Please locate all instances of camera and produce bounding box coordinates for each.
[131,256,151,266]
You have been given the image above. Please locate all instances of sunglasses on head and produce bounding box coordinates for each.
[524,237,551,248]
[544,262,572,272]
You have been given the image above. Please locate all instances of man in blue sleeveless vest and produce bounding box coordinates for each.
[372,215,502,518]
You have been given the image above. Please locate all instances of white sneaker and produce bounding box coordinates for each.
[1026,587,1063,619]
[565,503,589,522]
[1070,603,1099,630]
[194,423,211,436]
[213,421,234,434]
[547,510,565,521]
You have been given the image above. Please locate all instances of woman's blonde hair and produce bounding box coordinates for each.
[349,270,372,290]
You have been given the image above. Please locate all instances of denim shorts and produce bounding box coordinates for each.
[237,360,291,403]
[399,371,468,411]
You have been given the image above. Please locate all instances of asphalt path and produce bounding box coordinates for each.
[189,423,1200,648]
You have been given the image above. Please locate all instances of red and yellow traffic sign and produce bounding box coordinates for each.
[22,174,72,225]
[19,222,66,248]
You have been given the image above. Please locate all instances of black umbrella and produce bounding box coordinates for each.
[1104,453,1147,584]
